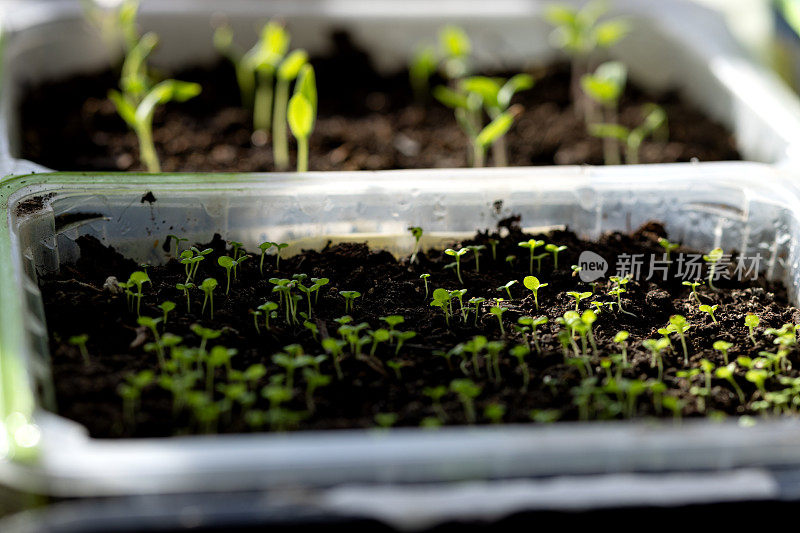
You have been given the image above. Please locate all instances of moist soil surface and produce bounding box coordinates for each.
[20,33,739,172]
[40,220,798,438]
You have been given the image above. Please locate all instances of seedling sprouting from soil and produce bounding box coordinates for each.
[127,270,150,317]
[567,291,592,311]
[545,1,629,109]
[658,237,679,262]
[258,242,273,274]
[682,280,703,304]
[109,33,201,172]
[614,330,629,364]
[745,314,760,346]
[274,243,289,270]
[715,362,745,403]
[200,278,218,318]
[699,304,719,324]
[669,314,691,365]
[589,104,668,164]
[419,273,431,299]
[393,330,417,355]
[490,302,508,335]
[250,21,290,132]
[608,275,633,315]
[273,49,309,170]
[445,247,469,284]
[581,61,627,164]
[497,280,518,299]
[450,378,482,424]
[545,244,567,270]
[288,64,317,172]
[69,334,90,365]
[218,255,246,294]
[519,316,548,354]
[340,291,361,314]
[713,340,733,364]
[159,301,175,326]
[518,239,545,274]
[118,369,154,425]
[439,25,471,80]
[523,276,548,310]
[409,227,424,263]
[409,45,437,102]
[643,338,669,379]
[703,248,724,290]
[467,245,486,272]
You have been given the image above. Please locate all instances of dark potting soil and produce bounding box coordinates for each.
[40,220,798,438]
[20,33,739,172]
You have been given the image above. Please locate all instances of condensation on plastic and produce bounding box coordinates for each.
[0,164,799,499]
[3,0,800,173]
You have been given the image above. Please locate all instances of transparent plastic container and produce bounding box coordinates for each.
[1,163,800,499]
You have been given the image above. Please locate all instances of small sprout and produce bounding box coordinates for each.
[258,242,273,274]
[715,362,745,403]
[545,244,567,270]
[523,275,548,310]
[431,289,454,324]
[287,64,317,173]
[138,316,165,366]
[505,254,516,267]
[589,104,668,164]
[608,275,633,315]
[439,25,471,79]
[669,315,691,365]
[274,243,289,270]
[483,403,506,424]
[745,369,769,394]
[423,385,448,422]
[303,368,331,412]
[419,273,431,299]
[393,331,417,355]
[745,314,760,346]
[368,328,391,356]
[386,360,411,380]
[566,290,592,311]
[682,280,704,304]
[200,278,218,319]
[703,247,724,290]
[509,344,531,390]
[713,340,733,365]
[490,301,508,335]
[257,301,279,330]
[409,45,437,102]
[450,378,482,424]
[518,239,544,274]
[176,282,195,312]
[303,320,319,341]
[614,330,629,364]
[467,245,486,272]
[571,265,582,277]
[444,247,469,284]
[642,338,669,379]
[158,300,176,327]
[374,413,398,429]
[518,316,548,354]
[380,315,405,334]
[409,226,423,263]
[497,280,518,299]
[217,255,246,295]
[118,370,154,425]
[658,237,679,262]
[340,290,361,314]
[487,238,499,261]
[321,337,346,380]
[273,49,309,170]
[127,270,150,317]
[580,60,627,165]
[69,334,91,365]
[699,304,719,324]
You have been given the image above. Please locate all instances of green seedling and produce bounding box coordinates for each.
[200,278,218,318]
[109,35,201,172]
[518,316,548,353]
[380,315,405,335]
[497,280,518,299]
[409,227,423,263]
[81,0,140,58]
[509,344,532,390]
[340,290,361,314]
[176,282,195,312]
[713,340,733,365]
[505,254,517,267]
[444,247,469,284]
[545,243,567,270]
[614,330,629,364]
[467,297,486,326]
[118,369,154,425]
[368,328,391,356]
[251,21,290,131]
[518,239,545,274]
[374,413,398,429]
[419,273,431,299]
[699,304,719,324]
[467,245,486,272]
[206,345,237,393]
[423,385,448,422]
[257,301,278,330]
[487,238,499,261]
[745,369,769,395]
[321,337,346,380]
[165,234,188,257]
[580,60,627,165]
[137,316,164,366]
[159,300,175,326]
[567,290,592,311]
[393,330,417,355]
[69,334,91,365]
[387,360,411,380]
[273,49,309,170]
[450,378,482,424]
[589,104,668,164]
[272,350,312,390]
[302,368,331,412]
[745,314,760,346]
[484,403,506,424]
[682,280,703,304]
[608,275,633,315]
[715,362,745,403]
[258,242,273,274]
[703,247,724,290]
[571,265,582,278]
[217,255,247,294]
[523,275,548,310]
[642,338,669,380]
[582,309,599,354]
[658,237,679,262]
[545,1,629,108]
[490,302,508,335]
[409,44,437,102]
[439,25,471,79]
[669,314,691,365]
[127,270,150,317]
[287,64,317,172]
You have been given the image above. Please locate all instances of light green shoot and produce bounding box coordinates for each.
[487,238,499,260]
[439,25,471,79]
[273,49,309,170]
[419,273,431,299]
[467,245,486,272]
[497,280,518,299]
[69,334,91,365]
[409,226,424,263]
[176,282,195,312]
[217,256,236,294]
[490,301,508,335]
[614,330,629,364]
[703,247,724,290]
[450,378,482,424]
[580,60,627,164]
[745,314,760,346]
[409,45,437,102]
[200,278,218,319]
[258,242,273,274]
[715,362,745,403]
[159,300,175,326]
[444,247,469,284]
[127,270,150,317]
[518,239,545,274]
[523,275,548,310]
[589,104,668,164]
[287,64,317,172]
[669,314,691,365]
[713,340,733,364]
[567,290,592,311]
[484,403,506,424]
[682,280,703,304]
[257,301,279,330]
[340,290,361,314]
[699,304,719,324]
[545,243,567,270]
[658,237,679,262]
